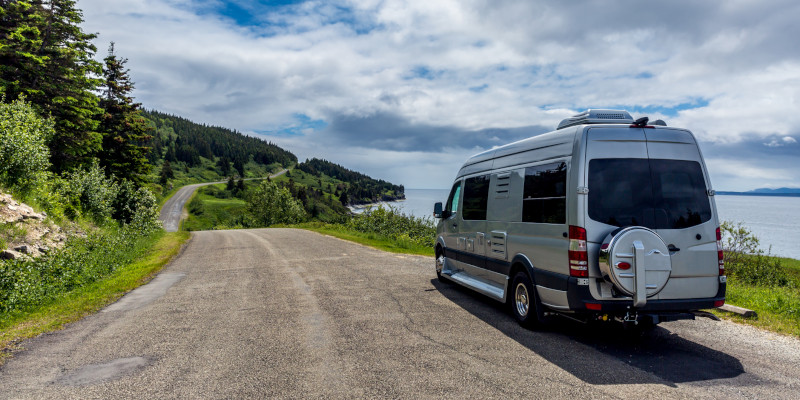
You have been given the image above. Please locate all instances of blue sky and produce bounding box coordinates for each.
[80,0,800,190]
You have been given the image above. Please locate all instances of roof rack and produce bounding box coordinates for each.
[557,109,634,130]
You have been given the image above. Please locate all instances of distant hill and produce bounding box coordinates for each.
[142,110,298,172]
[749,188,800,194]
[141,111,406,207]
[717,187,800,197]
[296,158,405,205]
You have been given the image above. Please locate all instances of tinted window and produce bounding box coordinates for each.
[523,162,566,224]
[445,181,462,215]
[463,175,490,220]
[588,159,711,229]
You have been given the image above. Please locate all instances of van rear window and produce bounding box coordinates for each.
[588,159,711,229]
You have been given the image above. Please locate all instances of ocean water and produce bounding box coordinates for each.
[385,190,799,260]
[714,195,800,260]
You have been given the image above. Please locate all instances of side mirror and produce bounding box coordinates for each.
[433,202,443,218]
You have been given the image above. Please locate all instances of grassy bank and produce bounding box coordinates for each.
[182,183,249,231]
[0,231,190,362]
[713,254,800,338]
[290,221,434,256]
[719,278,800,337]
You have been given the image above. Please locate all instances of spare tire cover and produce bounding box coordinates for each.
[599,226,672,297]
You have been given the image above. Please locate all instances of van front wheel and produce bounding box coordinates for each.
[511,272,545,328]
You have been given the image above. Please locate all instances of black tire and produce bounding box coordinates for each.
[510,271,546,328]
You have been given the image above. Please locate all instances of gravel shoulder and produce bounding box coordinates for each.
[0,228,798,398]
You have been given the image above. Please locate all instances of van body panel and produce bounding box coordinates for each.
[457,159,494,181]
[536,285,569,310]
[487,170,523,222]
[506,223,568,277]
[655,276,719,299]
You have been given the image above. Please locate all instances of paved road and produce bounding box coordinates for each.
[2,228,799,398]
[159,170,288,232]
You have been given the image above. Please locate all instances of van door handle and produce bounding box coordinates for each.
[452,223,458,228]
[668,244,680,252]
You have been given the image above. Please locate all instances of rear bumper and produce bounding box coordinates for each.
[566,277,727,313]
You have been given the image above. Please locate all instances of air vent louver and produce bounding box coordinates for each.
[557,109,634,130]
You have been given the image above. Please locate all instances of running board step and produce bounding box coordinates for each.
[446,271,506,301]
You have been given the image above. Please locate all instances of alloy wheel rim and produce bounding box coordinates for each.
[515,283,529,317]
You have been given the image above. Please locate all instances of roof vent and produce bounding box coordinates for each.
[557,109,634,130]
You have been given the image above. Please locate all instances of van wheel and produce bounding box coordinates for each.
[511,272,545,328]
[435,254,449,283]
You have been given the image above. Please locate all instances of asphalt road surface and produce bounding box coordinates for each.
[158,169,287,232]
[2,228,799,398]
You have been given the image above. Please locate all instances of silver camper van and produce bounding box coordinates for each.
[433,110,726,328]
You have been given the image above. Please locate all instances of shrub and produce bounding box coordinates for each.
[346,205,436,247]
[0,98,53,192]
[63,162,119,222]
[720,221,790,287]
[247,180,306,226]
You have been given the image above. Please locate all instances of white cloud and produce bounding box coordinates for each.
[77,0,800,189]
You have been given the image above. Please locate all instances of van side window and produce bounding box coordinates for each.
[463,175,490,220]
[522,162,566,224]
[445,181,462,215]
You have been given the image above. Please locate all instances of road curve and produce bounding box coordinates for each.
[158,169,287,232]
[1,229,799,398]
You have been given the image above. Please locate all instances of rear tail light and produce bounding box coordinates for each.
[585,302,602,311]
[569,225,588,277]
[714,299,725,308]
[716,227,725,276]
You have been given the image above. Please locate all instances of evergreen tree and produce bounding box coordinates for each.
[216,156,230,175]
[0,0,103,172]
[159,160,173,186]
[98,42,152,184]
[233,157,244,177]
[226,176,235,191]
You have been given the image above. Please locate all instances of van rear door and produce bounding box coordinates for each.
[584,126,719,299]
[644,128,718,297]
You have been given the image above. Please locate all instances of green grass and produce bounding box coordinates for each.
[182,184,249,231]
[149,158,287,205]
[714,278,800,338]
[779,256,800,281]
[288,222,434,256]
[0,230,190,363]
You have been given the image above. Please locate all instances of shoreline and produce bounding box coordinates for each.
[348,198,405,214]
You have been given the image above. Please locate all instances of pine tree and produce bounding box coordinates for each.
[0,0,103,172]
[233,157,244,177]
[159,160,173,186]
[98,42,152,184]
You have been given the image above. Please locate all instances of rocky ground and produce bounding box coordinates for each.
[0,192,67,261]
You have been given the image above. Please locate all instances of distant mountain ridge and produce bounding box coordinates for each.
[717,187,800,197]
[749,187,800,194]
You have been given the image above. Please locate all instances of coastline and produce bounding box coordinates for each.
[348,198,405,214]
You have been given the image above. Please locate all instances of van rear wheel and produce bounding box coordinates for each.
[511,272,545,328]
